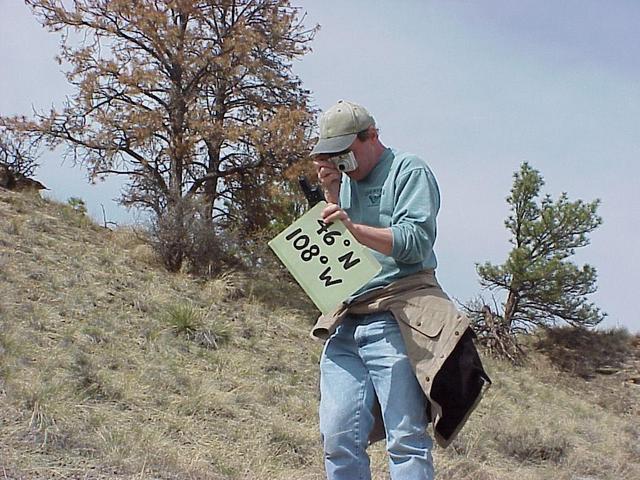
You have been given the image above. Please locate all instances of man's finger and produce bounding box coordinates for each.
[324,211,349,225]
[319,169,340,182]
[313,159,337,172]
[322,204,349,224]
[321,203,340,218]
[318,165,339,176]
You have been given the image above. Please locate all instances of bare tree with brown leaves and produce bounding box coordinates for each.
[0,127,41,179]
[4,0,317,270]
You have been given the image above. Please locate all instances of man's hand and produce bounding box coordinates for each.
[322,202,354,231]
[321,203,393,256]
[313,158,341,204]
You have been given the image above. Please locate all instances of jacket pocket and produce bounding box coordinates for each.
[402,296,459,338]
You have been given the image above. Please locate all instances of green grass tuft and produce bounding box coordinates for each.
[162,302,202,335]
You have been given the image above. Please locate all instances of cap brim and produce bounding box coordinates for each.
[310,133,356,156]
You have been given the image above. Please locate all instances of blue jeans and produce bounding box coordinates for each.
[319,311,435,480]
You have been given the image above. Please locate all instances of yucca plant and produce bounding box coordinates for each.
[163,303,202,336]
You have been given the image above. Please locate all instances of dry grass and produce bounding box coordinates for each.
[535,326,634,379]
[1,188,639,479]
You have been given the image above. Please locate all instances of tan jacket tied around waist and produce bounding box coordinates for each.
[311,270,491,448]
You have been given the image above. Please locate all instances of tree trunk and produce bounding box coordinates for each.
[504,290,518,330]
[203,176,218,221]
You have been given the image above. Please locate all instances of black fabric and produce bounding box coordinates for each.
[430,328,491,441]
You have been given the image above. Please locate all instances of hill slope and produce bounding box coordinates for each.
[1,188,639,480]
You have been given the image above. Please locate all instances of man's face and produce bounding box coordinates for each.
[317,148,360,180]
[343,132,377,181]
[315,128,376,181]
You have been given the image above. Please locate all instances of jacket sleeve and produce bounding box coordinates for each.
[390,166,440,264]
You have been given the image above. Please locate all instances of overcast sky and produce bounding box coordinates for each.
[1,1,638,332]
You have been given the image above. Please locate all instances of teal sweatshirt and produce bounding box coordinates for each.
[340,147,440,299]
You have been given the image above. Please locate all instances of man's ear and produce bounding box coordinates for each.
[369,125,378,140]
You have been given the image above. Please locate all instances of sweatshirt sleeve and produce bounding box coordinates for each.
[390,166,440,264]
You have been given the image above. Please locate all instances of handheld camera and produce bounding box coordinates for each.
[331,151,358,172]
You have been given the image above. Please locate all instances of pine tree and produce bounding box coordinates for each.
[476,162,606,331]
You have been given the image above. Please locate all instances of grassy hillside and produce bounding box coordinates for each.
[1,188,639,480]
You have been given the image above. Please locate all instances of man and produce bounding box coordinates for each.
[311,100,489,480]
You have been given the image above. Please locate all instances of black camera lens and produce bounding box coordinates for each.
[338,164,346,171]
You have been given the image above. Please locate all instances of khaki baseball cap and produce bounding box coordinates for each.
[311,100,376,155]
